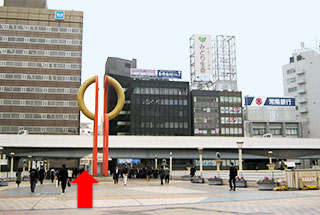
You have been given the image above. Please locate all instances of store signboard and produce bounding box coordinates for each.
[117,158,141,164]
[130,69,156,78]
[157,70,182,79]
[55,11,65,20]
[245,97,295,106]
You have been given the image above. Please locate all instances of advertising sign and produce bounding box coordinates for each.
[245,97,295,107]
[117,158,141,164]
[193,34,213,82]
[55,11,65,20]
[157,70,182,79]
[130,69,156,78]
[195,160,217,166]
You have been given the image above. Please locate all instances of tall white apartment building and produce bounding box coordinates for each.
[282,43,320,138]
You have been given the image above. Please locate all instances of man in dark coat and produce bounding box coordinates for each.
[190,166,196,178]
[229,162,237,191]
[113,166,120,184]
[29,168,39,193]
[159,167,165,185]
[39,167,45,185]
[59,164,68,193]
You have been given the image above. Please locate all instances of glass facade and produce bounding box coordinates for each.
[130,81,190,136]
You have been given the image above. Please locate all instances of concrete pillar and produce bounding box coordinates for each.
[10,152,15,173]
[10,157,14,172]
[266,122,270,134]
[155,155,158,169]
[198,148,203,172]
[238,148,243,171]
[169,152,172,173]
[28,156,32,171]
[249,122,253,137]
[282,122,286,137]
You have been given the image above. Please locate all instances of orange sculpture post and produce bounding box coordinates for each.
[77,75,124,177]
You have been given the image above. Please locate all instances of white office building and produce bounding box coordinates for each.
[282,43,320,138]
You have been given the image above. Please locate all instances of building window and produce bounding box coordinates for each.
[0,60,81,70]
[287,77,296,84]
[288,87,297,93]
[287,69,296,74]
[286,128,298,135]
[0,73,80,82]
[252,128,266,135]
[0,36,81,46]
[270,128,282,135]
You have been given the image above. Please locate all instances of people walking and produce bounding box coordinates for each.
[29,168,39,193]
[122,165,128,186]
[190,166,196,178]
[164,167,170,184]
[113,166,120,184]
[159,167,165,185]
[16,168,22,187]
[146,166,151,181]
[50,168,55,183]
[229,162,237,191]
[39,167,45,185]
[59,164,68,193]
[55,169,60,187]
[67,168,73,187]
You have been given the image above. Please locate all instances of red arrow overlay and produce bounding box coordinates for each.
[72,170,99,208]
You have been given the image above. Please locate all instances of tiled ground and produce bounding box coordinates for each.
[0,179,320,214]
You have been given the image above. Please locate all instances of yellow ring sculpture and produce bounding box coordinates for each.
[77,75,125,120]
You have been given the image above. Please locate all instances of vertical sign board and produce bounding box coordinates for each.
[55,11,65,20]
[194,34,213,82]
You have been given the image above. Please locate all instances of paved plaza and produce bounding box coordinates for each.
[0,178,320,215]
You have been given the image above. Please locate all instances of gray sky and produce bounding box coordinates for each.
[3,0,320,123]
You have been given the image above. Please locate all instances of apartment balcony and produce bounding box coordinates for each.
[298,87,307,94]
[297,78,306,85]
[298,97,307,103]
[300,107,308,113]
[296,69,306,75]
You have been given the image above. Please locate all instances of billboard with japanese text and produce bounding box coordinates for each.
[157,70,182,79]
[193,34,213,81]
[130,69,156,78]
[245,97,295,106]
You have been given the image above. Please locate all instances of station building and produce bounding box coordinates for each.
[0,135,320,174]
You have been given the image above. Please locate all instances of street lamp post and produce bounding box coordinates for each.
[268,151,273,164]
[198,148,203,172]
[10,152,15,173]
[28,155,32,171]
[169,152,172,173]
[155,155,158,169]
[0,147,3,173]
[267,150,275,171]
[236,141,244,171]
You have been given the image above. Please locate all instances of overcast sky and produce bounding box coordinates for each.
[2,0,320,123]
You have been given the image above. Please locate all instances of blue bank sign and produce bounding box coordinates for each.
[55,11,65,20]
[157,70,182,79]
[245,96,295,106]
